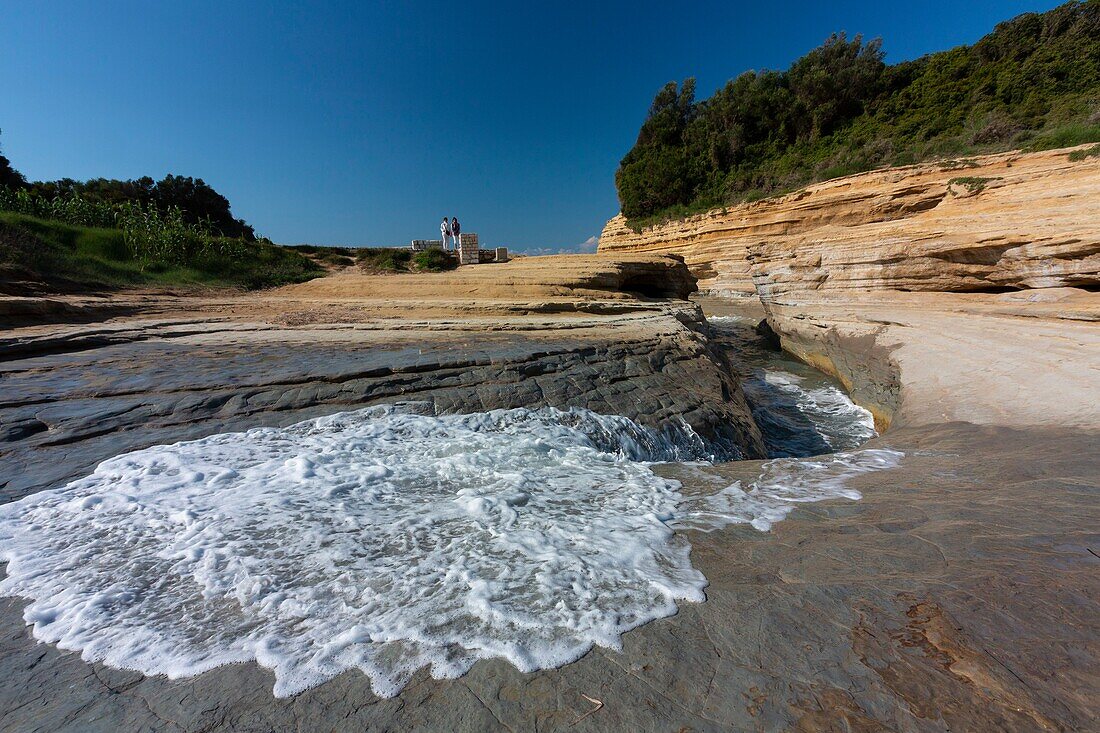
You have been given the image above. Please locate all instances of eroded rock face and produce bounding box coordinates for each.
[0,304,764,502]
[276,253,699,302]
[599,146,1100,299]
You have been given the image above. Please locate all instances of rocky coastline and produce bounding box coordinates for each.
[0,255,761,503]
[597,145,1100,730]
[600,146,1100,298]
[1,191,1098,729]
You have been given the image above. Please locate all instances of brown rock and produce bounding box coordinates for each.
[599,146,1100,299]
[277,253,698,302]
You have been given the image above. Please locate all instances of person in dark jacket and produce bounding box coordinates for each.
[451,217,461,249]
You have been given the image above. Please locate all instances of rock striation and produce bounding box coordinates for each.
[600,146,1100,299]
[1,252,1099,731]
[278,253,698,301]
[0,259,760,502]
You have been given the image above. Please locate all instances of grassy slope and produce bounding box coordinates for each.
[0,212,322,294]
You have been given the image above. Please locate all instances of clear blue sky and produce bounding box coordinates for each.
[0,1,1062,252]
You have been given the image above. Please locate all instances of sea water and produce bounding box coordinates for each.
[0,316,901,699]
[706,314,877,456]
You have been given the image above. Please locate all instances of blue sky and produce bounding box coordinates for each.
[0,1,1062,252]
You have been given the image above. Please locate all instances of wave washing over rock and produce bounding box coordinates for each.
[674,450,903,533]
[760,371,878,450]
[0,405,900,698]
[707,314,879,456]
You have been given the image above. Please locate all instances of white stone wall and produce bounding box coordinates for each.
[459,233,479,265]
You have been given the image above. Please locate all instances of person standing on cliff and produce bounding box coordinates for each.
[440,217,452,250]
[451,217,461,251]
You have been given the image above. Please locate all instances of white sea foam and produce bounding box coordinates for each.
[674,449,904,532]
[0,406,705,698]
[706,314,760,326]
[0,405,901,698]
[763,371,877,449]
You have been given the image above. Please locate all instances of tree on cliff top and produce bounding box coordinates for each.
[616,0,1100,222]
[0,130,27,189]
[615,80,703,218]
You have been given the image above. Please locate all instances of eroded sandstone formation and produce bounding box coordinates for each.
[600,146,1100,299]
[278,253,698,301]
[0,265,760,502]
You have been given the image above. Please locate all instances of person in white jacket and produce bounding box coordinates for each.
[440,217,452,250]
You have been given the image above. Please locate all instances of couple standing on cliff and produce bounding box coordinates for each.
[440,217,461,251]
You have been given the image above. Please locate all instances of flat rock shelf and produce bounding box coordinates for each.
[1,259,1097,731]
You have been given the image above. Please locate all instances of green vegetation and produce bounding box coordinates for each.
[0,211,320,293]
[356,247,413,271]
[616,1,1100,223]
[0,131,314,292]
[939,159,981,171]
[947,176,1000,194]
[412,248,457,272]
[1069,143,1100,160]
[20,174,256,239]
[0,131,25,189]
[286,245,456,273]
[319,251,356,267]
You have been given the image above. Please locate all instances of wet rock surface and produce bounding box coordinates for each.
[0,306,764,502]
[1,423,1096,731]
[1,268,1097,730]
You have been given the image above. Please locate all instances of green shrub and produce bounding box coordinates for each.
[1027,124,1100,151]
[357,247,413,271]
[1068,143,1100,161]
[0,211,320,292]
[947,176,1001,194]
[940,159,981,171]
[412,249,457,272]
[320,251,355,266]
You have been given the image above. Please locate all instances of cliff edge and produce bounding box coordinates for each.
[602,145,1100,431]
[600,146,1100,299]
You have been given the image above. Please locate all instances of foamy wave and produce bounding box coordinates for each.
[0,406,706,698]
[0,406,901,698]
[706,314,760,326]
[675,449,904,532]
[762,371,877,449]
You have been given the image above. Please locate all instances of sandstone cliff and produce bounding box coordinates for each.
[600,146,1100,299]
[277,253,697,301]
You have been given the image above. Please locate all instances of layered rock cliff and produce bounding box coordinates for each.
[600,146,1100,300]
[0,257,763,501]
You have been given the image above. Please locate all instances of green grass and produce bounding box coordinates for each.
[947,176,1001,194]
[939,158,981,171]
[286,244,350,256]
[282,244,459,273]
[0,212,322,293]
[1068,143,1100,161]
[1025,123,1100,152]
[356,247,413,271]
[319,251,355,267]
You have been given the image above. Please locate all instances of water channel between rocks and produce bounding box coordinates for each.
[0,300,902,699]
